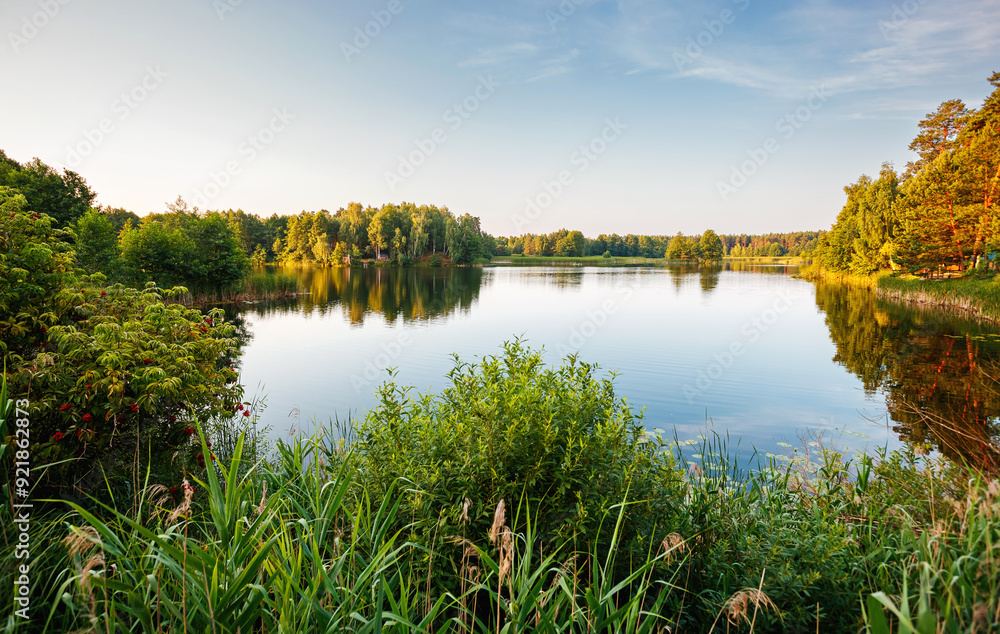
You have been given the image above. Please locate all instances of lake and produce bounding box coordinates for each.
[233,264,1000,468]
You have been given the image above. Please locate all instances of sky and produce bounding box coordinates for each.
[2,0,998,236]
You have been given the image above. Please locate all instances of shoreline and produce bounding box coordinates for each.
[801,265,1000,324]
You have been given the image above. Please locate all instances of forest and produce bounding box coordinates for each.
[815,72,1000,276]
[492,230,818,259]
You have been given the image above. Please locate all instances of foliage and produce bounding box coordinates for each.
[666,232,698,260]
[816,71,1000,276]
[73,208,117,274]
[819,164,902,275]
[0,189,77,360]
[117,209,250,293]
[16,425,678,633]
[4,349,1000,631]
[0,150,96,227]
[1,199,243,498]
[11,282,242,497]
[352,340,687,619]
[699,229,724,261]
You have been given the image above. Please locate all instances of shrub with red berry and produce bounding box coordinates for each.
[1,194,244,497]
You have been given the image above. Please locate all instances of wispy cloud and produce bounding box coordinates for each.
[601,0,1000,100]
[459,42,540,67]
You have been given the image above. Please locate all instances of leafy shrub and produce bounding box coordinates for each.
[0,187,76,361]
[1,198,244,499]
[354,341,684,555]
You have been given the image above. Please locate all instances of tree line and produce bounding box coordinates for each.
[494,229,818,260]
[1,142,826,297]
[0,149,498,290]
[816,71,1000,275]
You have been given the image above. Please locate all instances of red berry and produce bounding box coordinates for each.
[60,404,71,411]
[52,431,64,441]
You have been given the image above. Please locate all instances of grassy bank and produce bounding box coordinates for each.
[3,344,998,632]
[877,274,1000,323]
[802,264,1000,323]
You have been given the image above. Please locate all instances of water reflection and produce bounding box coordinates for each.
[699,265,722,294]
[245,266,484,325]
[814,280,1000,471]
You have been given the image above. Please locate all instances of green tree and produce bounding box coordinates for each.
[446,213,483,264]
[0,187,76,360]
[75,208,117,273]
[331,241,348,266]
[667,233,695,260]
[187,213,251,287]
[0,150,96,227]
[821,165,902,274]
[905,99,970,177]
[699,229,724,261]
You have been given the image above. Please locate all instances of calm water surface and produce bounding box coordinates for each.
[233,264,1000,465]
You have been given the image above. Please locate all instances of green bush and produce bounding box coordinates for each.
[354,341,683,554]
[1,197,244,499]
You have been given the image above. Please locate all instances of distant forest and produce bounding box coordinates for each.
[494,230,820,259]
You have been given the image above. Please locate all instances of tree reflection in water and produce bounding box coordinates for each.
[814,280,1000,472]
[241,266,484,325]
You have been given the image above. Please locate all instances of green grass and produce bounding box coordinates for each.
[876,274,1000,322]
[3,346,999,632]
[803,264,1000,322]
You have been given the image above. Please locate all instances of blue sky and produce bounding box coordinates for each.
[2,0,998,235]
